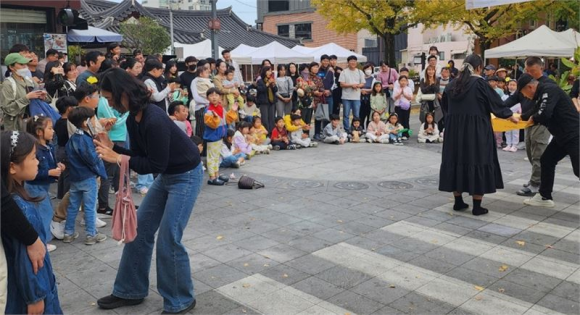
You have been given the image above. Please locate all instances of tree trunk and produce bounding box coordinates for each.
[381,33,397,67]
[480,40,491,61]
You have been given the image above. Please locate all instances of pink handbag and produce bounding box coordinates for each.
[112,155,138,244]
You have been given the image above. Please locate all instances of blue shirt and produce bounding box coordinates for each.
[66,130,107,182]
[28,143,57,186]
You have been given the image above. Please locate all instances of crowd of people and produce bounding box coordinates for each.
[0,40,578,314]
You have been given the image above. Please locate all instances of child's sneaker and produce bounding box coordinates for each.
[273,145,281,151]
[233,161,241,168]
[264,149,271,154]
[310,142,318,148]
[502,146,511,151]
[239,160,246,166]
[418,138,426,143]
[402,136,408,140]
[380,139,390,144]
[139,187,149,195]
[63,232,79,243]
[85,233,107,245]
[47,244,57,252]
[81,218,107,228]
[268,144,273,150]
[288,144,298,150]
[509,145,518,152]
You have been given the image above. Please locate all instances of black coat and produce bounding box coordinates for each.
[439,75,513,195]
[256,78,278,106]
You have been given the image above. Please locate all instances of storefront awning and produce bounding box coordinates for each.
[67,26,123,43]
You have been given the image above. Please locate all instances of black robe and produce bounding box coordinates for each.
[439,75,513,195]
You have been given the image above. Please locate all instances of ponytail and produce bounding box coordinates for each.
[451,54,482,96]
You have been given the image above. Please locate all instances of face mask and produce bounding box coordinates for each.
[188,65,196,71]
[16,68,30,78]
[365,70,372,76]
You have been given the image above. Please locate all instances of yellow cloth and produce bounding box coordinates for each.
[491,114,530,132]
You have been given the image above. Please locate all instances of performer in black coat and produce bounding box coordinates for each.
[439,54,519,216]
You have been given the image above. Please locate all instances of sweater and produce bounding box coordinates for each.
[233,130,252,154]
[323,123,347,139]
[367,121,387,134]
[113,104,200,175]
[203,103,238,142]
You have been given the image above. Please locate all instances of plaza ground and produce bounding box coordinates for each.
[53,114,579,315]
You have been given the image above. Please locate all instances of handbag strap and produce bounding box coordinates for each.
[117,155,132,198]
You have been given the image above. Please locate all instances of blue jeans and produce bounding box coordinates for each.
[112,164,203,313]
[220,153,246,168]
[65,177,98,237]
[342,99,361,131]
[389,133,401,141]
[25,183,53,242]
[136,174,154,190]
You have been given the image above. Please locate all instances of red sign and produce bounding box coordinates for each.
[209,19,221,30]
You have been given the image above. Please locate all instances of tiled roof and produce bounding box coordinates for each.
[79,0,300,49]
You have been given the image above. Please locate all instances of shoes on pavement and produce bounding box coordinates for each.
[162,300,196,314]
[517,184,539,196]
[85,233,107,245]
[62,232,79,243]
[524,193,555,208]
[218,175,230,183]
[81,218,107,228]
[97,295,144,310]
[97,206,113,216]
[272,145,281,151]
[509,145,518,152]
[288,144,297,150]
[310,142,318,147]
[51,220,65,240]
[47,244,57,252]
[207,178,225,186]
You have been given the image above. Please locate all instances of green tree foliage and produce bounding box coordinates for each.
[120,17,171,55]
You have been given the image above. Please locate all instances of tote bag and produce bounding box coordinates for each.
[112,155,138,244]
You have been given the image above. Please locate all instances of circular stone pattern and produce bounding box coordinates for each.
[415,178,439,186]
[333,182,370,190]
[377,181,414,189]
[289,180,325,189]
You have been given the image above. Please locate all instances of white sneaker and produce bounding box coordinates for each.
[80,218,107,228]
[524,193,555,208]
[47,244,57,252]
[417,139,426,143]
[50,220,65,240]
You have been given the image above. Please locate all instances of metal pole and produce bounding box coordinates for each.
[211,0,218,60]
[170,7,174,55]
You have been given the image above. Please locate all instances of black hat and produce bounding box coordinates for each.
[517,73,534,92]
[484,64,496,71]
[486,75,499,82]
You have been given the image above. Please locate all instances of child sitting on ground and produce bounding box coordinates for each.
[366,111,389,143]
[168,101,193,137]
[385,113,404,145]
[64,106,108,245]
[252,117,270,146]
[220,129,246,168]
[222,68,245,110]
[233,122,255,157]
[418,112,442,143]
[239,95,260,122]
[169,77,189,104]
[247,125,271,154]
[1,131,63,315]
[204,88,238,185]
[323,114,348,144]
[284,108,310,135]
[271,116,297,150]
[289,114,318,148]
[349,117,366,143]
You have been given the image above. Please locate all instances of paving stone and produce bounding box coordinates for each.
[232,235,281,252]
[327,290,385,315]
[226,253,280,275]
[257,244,308,263]
[287,235,332,252]
[258,264,311,286]
[445,266,499,288]
[312,228,355,244]
[537,294,579,315]
[284,220,329,235]
[463,230,508,245]
[203,244,253,263]
[389,292,456,314]
[193,264,249,288]
[515,230,561,246]
[284,254,336,275]
[315,265,374,289]
[488,279,548,304]
[192,290,244,315]
[391,237,441,254]
[550,281,580,303]
[447,216,489,229]
[351,278,411,305]
[462,257,515,279]
[424,246,477,266]
[503,268,563,293]
[477,223,522,237]
[291,276,345,300]
[408,255,457,274]
[539,247,580,264]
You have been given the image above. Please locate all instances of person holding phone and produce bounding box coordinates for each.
[0,53,46,131]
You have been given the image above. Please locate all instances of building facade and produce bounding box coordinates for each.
[256,0,376,54]
[141,0,211,11]
[0,0,82,59]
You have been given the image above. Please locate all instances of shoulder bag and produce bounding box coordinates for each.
[112,155,138,244]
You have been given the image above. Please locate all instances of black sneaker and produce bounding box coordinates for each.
[97,206,113,216]
[161,300,196,314]
[97,295,144,310]
[218,175,230,182]
[207,178,225,186]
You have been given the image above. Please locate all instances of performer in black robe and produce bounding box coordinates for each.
[439,54,519,216]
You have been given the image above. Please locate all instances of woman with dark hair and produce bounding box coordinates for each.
[120,58,143,78]
[94,68,203,314]
[213,59,239,106]
[419,65,440,124]
[439,54,518,216]
[448,60,458,79]
[191,63,214,137]
[164,60,178,81]
[275,64,294,117]
[308,62,325,138]
[142,59,176,113]
[288,62,299,110]
[360,64,376,127]
[256,66,277,131]
[106,42,121,61]
[44,61,65,98]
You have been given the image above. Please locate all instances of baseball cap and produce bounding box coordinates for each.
[486,75,499,82]
[517,73,534,92]
[484,64,496,71]
[4,53,31,66]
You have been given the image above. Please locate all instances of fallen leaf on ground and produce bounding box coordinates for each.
[475,296,483,301]
[474,285,484,291]
[242,284,251,288]
[431,240,438,244]
[243,263,249,267]
[91,302,96,306]
[337,220,343,223]
[515,241,525,246]
[216,235,224,240]
[499,265,509,272]
[389,285,396,288]
[241,309,247,313]
[263,264,270,267]
[545,245,554,249]
[498,288,505,293]
[282,274,289,278]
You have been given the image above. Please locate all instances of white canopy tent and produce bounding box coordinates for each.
[485,25,580,58]
[291,43,368,63]
[232,41,313,65]
[167,39,252,64]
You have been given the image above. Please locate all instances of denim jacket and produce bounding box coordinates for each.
[3,194,63,314]
[28,143,57,186]
[66,130,107,182]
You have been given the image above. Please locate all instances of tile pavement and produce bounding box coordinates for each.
[50,115,579,314]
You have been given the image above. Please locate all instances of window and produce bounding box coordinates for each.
[529,19,537,28]
[438,52,445,60]
[294,23,311,40]
[268,0,289,12]
[142,0,148,3]
[364,38,377,47]
[452,53,466,60]
[277,25,289,37]
[189,5,194,9]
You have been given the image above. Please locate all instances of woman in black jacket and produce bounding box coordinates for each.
[256,66,278,132]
